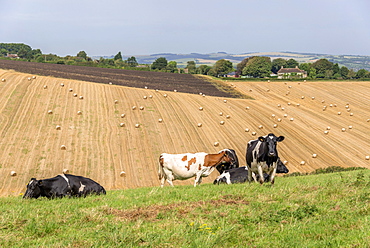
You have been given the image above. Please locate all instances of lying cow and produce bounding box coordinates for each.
[158,150,232,187]
[246,133,285,185]
[23,174,106,199]
[214,159,289,184]
[215,149,239,174]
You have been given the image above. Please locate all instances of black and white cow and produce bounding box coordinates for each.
[215,149,239,174]
[246,133,285,185]
[213,158,289,184]
[23,174,106,199]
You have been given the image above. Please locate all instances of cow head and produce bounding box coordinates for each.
[258,133,284,157]
[216,149,240,174]
[23,178,42,199]
[276,159,289,173]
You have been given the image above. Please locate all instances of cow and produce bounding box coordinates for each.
[23,174,106,199]
[215,149,239,174]
[246,133,285,185]
[213,158,289,185]
[158,150,232,187]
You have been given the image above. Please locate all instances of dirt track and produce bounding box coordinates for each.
[0,69,369,196]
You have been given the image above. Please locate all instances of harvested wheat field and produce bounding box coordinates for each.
[0,69,369,196]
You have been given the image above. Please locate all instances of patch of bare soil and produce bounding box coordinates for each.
[107,195,249,222]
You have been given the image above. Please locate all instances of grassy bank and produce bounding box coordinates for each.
[1,170,370,247]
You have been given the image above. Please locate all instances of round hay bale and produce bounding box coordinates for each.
[277,118,282,122]
[32,76,36,79]
[43,85,47,89]
[245,107,250,110]
[60,145,66,150]
[287,102,291,106]
[350,113,354,116]
[214,142,219,147]
[296,103,300,107]
[1,78,6,82]
[121,114,125,118]
[284,114,288,118]
[132,106,137,110]
[322,100,325,103]
[139,106,144,110]
[341,128,346,132]
[226,115,230,119]
[324,130,329,134]
[251,132,257,136]
[174,89,177,92]
[266,89,270,92]
[60,83,64,87]
[28,77,32,81]
[311,97,315,100]
[245,128,250,132]
[348,125,353,129]
[197,123,202,127]
[48,110,53,114]
[77,111,82,115]
[273,124,278,128]
[10,171,17,176]
[223,100,227,103]
[120,123,125,127]
[219,112,223,116]
[159,119,163,123]
[73,93,78,97]
[109,82,113,85]
[149,95,153,98]
[202,94,206,97]
[312,154,317,158]
[120,171,126,177]
[367,119,370,122]
[114,100,118,104]
[365,156,370,160]
[337,112,341,115]
[63,169,69,174]
[220,121,225,125]
[163,94,167,98]
[144,86,148,89]
[56,125,61,130]
[290,118,294,121]
[258,125,263,129]
[69,88,73,92]
[283,160,288,165]
[143,96,147,99]
[199,107,203,111]
[135,124,140,128]
[301,96,305,99]
[300,161,306,165]
[327,126,331,130]
[277,104,281,108]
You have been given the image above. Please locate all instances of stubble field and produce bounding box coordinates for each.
[0,65,369,197]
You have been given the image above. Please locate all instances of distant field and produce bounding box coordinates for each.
[0,67,369,197]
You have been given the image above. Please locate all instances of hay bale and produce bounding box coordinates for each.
[120,171,126,177]
[120,123,125,127]
[197,123,202,127]
[63,169,69,174]
[220,121,225,125]
[77,111,82,115]
[43,85,47,89]
[213,142,219,147]
[139,106,144,110]
[79,96,84,100]
[73,93,78,97]
[135,124,140,128]
[245,128,250,132]
[121,114,125,118]
[10,171,17,176]
[60,145,66,150]
[56,125,61,130]
[1,78,6,82]
[159,119,163,123]
[312,154,317,158]
[48,110,53,114]
[60,83,64,87]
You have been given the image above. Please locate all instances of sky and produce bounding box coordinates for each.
[1,0,370,57]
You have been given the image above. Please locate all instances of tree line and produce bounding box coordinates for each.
[1,43,370,79]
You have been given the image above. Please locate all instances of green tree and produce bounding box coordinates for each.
[340,66,349,79]
[151,57,168,70]
[332,63,340,75]
[77,51,87,60]
[196,65,212,75]
[167,61,178,73]
[242,56,272,78]
[126,56,138,67]
[212,59,234,77]
[186,61,197,74]
[309,68,317,79]
[236,57,251,76]
[311,59,333,75]
[286,58,299,68]
[114,51,123,61]
[271,58,287,74]
[356,69,368,79]
[299,63,311,73]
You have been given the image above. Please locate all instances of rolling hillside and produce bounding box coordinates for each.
[0,69,369,197]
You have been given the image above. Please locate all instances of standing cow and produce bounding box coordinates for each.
[213,158,289,184]
[246,133,285,185]
[23,174,106,199]
[215,149,239,174]
[158,150,232,187]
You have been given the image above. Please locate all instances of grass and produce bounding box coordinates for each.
[1,170,370,247]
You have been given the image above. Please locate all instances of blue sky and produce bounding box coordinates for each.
[1,0,369,56]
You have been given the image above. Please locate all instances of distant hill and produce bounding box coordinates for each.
[93,51,370,71]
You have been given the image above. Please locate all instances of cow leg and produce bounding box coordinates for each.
[194,173,203,187]
[160,176,166,188]
[269,164,277,185]
[247,167,254,183]
[257,166,264,184]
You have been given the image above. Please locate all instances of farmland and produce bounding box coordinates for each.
[0,63,369,197]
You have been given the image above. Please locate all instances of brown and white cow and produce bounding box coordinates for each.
[158,151,232,187]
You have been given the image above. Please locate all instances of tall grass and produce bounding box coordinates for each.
[1,170,369,247]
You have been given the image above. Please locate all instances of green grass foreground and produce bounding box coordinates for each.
[1,170,370,248]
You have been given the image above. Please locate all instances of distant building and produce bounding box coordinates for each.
[277,66,307,79]
[6,53,19,59]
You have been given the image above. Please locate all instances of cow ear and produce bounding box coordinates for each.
[258,136,265,142]
[277,136,285,142]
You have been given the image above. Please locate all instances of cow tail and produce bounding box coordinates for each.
[158,155,165,180]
